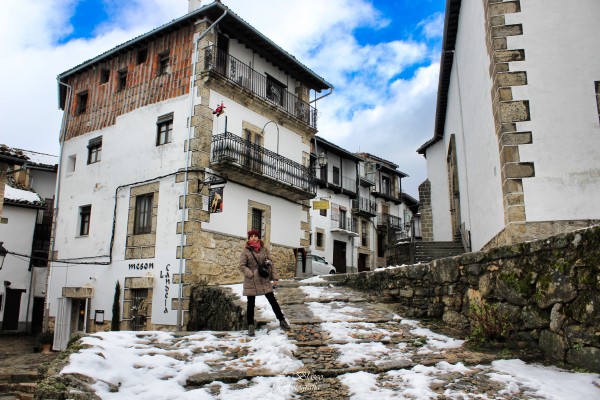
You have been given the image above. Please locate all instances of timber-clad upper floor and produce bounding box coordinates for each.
[57,1,332,141]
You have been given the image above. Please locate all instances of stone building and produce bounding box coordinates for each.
[0,145,57,333]
[418,0,600,251]
[308,138,417,274]
[47,0,332,348]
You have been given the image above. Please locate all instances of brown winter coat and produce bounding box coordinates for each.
[239,241,280,296]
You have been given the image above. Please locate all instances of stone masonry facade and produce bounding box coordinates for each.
[333,224,600,372]
[174,21,311,325]
[418,179,433,241]
[483,0,533,245]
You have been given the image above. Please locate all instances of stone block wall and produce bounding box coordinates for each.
[330,225,600,372]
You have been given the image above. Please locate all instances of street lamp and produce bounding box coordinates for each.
[317,152,328,167]
[0,242,7,270]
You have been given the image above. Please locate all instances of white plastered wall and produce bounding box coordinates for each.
[432,0,504,250]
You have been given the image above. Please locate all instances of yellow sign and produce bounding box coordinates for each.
[312,200,330,210]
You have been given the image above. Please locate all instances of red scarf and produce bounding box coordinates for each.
[248,241,261,253]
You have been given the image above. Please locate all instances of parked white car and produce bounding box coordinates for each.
[309,255,336,275]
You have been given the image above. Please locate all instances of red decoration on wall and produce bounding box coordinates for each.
[213,102,226,117]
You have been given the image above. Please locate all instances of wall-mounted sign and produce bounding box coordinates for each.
[312,200,330,210]
[209,187,224,213]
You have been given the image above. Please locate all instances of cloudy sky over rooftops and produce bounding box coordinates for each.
[0,0,445,197]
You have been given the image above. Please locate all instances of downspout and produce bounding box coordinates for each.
[43,79,72,332]
[177,10,228,332]
[310,87,334,104]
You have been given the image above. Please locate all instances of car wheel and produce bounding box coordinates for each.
[329,270,336,274]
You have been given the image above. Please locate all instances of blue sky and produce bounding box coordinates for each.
[0,0,446,197]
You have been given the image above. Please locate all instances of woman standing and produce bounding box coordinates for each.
[239,229,291,336]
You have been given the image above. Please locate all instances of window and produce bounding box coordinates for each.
[130,288,148,331]
[340,208,347,230]
[137,47,148,65]
[332,166,340,186]
[134,193,153,234]
[158,51,170,75]
[596,81,600,124]
[316,232,323,247]
[377,232,386,258]
[87,136,102,164]
[156,113,173,145]
[381,176,390,195]
[118,69,127,91]
[100,69,110,84]
[79,205,91,236]
[76,91,88,115]
[266,74,284,106]
[67,155,76,173]
[361,221,368,247]
[251,208,262,234]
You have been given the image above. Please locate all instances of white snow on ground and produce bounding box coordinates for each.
[401,318,465,351]
[299,284,342,299]
[298,275,327,283]
[307,301,364,321]
[488,359,600,400]
[340,362,471,400]
[60,285,600,400]
[341,360,600,400]
[62,329,301,399]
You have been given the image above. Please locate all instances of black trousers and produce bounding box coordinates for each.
[247,292,284,325]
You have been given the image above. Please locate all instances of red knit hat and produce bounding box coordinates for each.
[247,229,260,239]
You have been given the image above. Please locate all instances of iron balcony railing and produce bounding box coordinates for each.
[211,132,316,194]
[352,197,376,215]
[203,45,318,128]
[377,213,403,230]
[331,214,358,233]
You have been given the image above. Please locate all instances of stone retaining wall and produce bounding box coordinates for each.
[329,225,600,372]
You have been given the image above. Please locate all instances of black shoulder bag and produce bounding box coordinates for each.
[249,250,271,278]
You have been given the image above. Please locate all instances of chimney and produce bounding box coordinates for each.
[188,0,202,13]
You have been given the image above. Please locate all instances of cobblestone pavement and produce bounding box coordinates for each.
[36,279,599,399]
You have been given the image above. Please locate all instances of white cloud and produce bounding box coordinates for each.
[419,12,445,40]
[0,0,441,196]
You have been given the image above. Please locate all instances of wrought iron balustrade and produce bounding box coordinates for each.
[203,45,318,128]
[331,214,358,233]
[377,213,403,230]
[211,132,316,194]
[352,197,376,215]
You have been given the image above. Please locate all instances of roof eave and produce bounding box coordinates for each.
[58,2,332,108]
[417,0,461,156]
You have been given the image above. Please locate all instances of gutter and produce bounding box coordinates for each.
[43,80,72,332]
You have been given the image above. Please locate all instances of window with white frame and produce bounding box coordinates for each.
[156,113,173,145]
[134,193,154,234]
[79,205,91,236]
[87,136,102,164]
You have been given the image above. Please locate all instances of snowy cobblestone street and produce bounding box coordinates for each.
[42,278,600,399]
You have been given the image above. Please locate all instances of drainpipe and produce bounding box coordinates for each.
[310,87,334,104]
[177,10,228,332]
[43,79,72,332]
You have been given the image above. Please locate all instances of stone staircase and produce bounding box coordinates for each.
[0,335,58,400]
[414,241,465,263]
